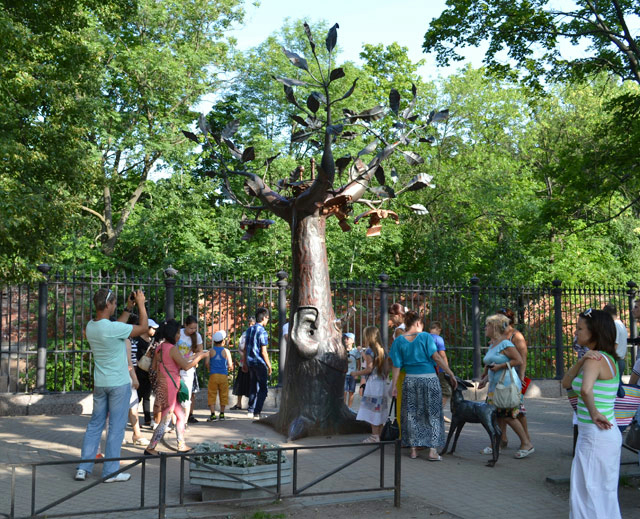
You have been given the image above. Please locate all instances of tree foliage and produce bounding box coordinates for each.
[423,0,640,90]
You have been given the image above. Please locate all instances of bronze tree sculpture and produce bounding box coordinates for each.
[186,23,447,439]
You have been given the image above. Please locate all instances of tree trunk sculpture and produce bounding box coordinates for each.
[192,23,447,439]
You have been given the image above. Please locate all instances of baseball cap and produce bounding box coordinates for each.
[213,330,227,343]
[148,318,160,329]
[343,332,355,340]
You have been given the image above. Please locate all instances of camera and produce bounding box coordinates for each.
[129,291,136,302]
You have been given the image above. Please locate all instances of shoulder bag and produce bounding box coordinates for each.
[493,366,521,409]
[380,397,400,442]
[625,416,640,450]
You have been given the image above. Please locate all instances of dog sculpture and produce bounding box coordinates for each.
[440,376,502,467]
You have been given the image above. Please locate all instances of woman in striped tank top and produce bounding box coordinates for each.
[561,308,621,519]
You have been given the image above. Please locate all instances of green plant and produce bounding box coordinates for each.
[193,438,286,467]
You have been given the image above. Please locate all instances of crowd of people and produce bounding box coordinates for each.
[74,286,640,518]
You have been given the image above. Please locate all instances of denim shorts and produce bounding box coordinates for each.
[345,374,357,392]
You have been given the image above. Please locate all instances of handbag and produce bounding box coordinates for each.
[160,345,191,403]
[136,339,155,372]
[380,397,400,442]
[625,416,640,450]
[493,367,521,409]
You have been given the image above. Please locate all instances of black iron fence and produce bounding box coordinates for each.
[1,265,638,393]
[4,441,401,519]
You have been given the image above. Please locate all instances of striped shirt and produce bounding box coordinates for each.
[572,352,619,424]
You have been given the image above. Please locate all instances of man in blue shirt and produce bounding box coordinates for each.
[75,288,149,483]
[429,321,452,422]
[243,307,272,420]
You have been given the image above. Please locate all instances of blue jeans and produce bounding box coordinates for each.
[248,364,268,415]
[77,383,130,477]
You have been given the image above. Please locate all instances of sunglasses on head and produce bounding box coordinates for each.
[105,289,113,306]
[583,308,593,318]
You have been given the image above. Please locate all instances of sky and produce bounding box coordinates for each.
[226,0,479,80]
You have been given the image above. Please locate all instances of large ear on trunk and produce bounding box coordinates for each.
[291,306,320,359]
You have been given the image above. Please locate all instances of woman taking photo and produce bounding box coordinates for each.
[478,314,533,459]
[177,315,204,423]
[561,309,621,519]
[352,326,390,443]
[144,320,208,455]
[390,310,457,460]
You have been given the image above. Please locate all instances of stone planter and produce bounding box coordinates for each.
[190,458,292,501]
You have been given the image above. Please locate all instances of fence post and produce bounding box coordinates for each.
[164,266,178,321]
[628,280,638,367]
[470,276,481,379]
[379,273,390,351]
[552,279,564,379]
[276,270,288,385]
[36,264,52,393]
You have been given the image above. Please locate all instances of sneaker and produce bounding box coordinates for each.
[252,414,261,420]
[218,413,225,421]
[104,473,131,483]
[150,421,158,430]
[247,411,254,418]
[187,415,199,424]
[207,413,217,422]
[74,469,87,481]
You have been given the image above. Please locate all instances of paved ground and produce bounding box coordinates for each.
[1,397,640,519]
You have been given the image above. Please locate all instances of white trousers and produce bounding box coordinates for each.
[570,422,622,519]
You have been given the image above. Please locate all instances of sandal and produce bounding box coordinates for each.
[514,447,535,459]
[427,455,442,462]
[131,437,150,447]
[362,435,380,443]
[409,451,418,459]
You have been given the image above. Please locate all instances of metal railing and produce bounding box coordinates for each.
[1,266,639,392]
[3,441,401,519]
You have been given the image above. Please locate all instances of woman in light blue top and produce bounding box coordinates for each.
[478,314,533,459]
[390,311,457,461]
[561,309,621,519]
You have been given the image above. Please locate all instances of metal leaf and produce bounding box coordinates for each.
[401,83,418,120]
[431,109,450,122]
[283,85,300,108]
[197,113,210,136]
[378,143,397,161]
[390,167,399,183]
[303,22,316,53]
[403,151,424,166]
[282,47,309,71]
[405,173,435,191]
[419,136,436,144]
[291,115,308,127]
[264,153,280,166]
[327,124,344,136]
[357,140,378,158]
[273,76,308,87]
[335,78,358,103]
[307,93,320,113]
[408,203,429,215]
[348,158,367,181]
[335,156,352,175]
[374,165,385,185]
[326,23,339,53]
[369,185,395,199]
[355,105,385,121]
[341,131,357,140]
[291,130,314,143]
[223,138,242,160]
[389,89,400,115]
[241,147,255,163]
[181,130,199,143]
[221,119,240,140]
[330,68,345,82]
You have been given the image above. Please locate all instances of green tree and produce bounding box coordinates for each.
[423,0,640,89]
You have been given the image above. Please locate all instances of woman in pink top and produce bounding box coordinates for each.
[145,320,207,454]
